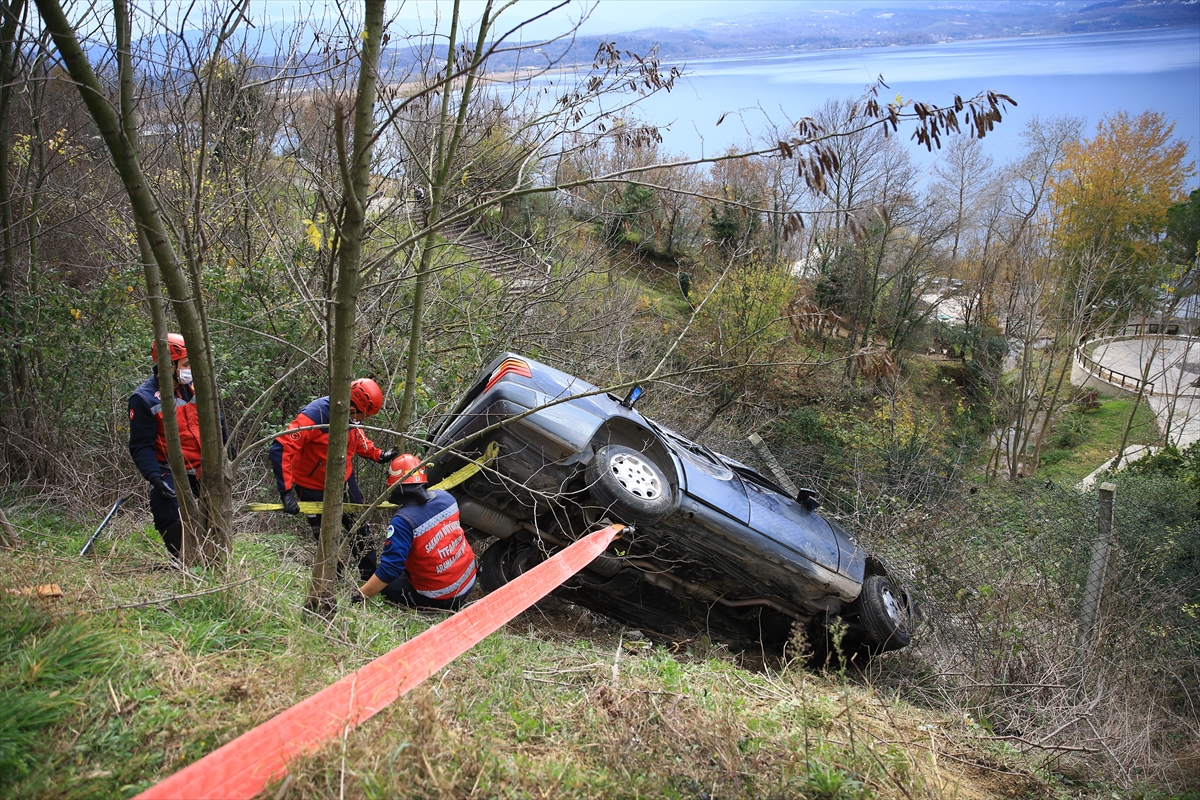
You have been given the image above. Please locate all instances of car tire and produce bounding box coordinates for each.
[857,574,913,653]
[586,444,677,526]
[478,539,544,593]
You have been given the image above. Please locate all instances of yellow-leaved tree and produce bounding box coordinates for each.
[1050,111,1195,316]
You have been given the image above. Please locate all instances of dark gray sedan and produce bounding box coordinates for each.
[427,353,913,654]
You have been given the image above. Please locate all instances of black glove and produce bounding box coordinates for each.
[378,449,399,464]
[150,475,176,500]
[281,490,300,515]
[349,587,366,605]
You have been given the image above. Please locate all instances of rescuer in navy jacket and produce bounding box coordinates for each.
[350,454,477,610]
[128,333,204,559]
[269,379,397,581]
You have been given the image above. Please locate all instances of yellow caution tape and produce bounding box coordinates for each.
[433,440,499,491]
[246,442,499,514]
[244,501,393,513]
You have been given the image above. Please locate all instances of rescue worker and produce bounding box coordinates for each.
[128,333,202,559]
[269,379,398,581]
[350,454,477,610]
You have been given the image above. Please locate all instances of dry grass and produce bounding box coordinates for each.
[0,499,1146,799]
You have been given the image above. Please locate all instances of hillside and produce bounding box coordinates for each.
[0,515,1080,799]
[463,0,1200,70]
[1,1,1198,796]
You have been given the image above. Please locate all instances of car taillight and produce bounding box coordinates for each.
[484,358,532,391]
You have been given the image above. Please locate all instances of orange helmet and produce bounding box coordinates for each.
[151,333,187,362]
[349,378,383,416]
[387,454,427,486]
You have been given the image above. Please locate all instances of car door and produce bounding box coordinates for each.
[742,473,841,572]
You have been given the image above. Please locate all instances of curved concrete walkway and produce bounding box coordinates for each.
[1077,335,1200,450]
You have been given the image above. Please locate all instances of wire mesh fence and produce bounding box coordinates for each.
[717,432,1200,788]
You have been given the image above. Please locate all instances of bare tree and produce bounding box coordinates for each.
[0,0,28,401]
[21,0,1017,592]
[35,0,241,562]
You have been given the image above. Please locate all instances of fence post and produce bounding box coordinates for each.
[748,433,798,496]
[1078,482,1116,657]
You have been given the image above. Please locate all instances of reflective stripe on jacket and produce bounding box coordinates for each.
[273,396,382,492]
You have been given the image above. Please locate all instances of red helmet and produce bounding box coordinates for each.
[151,333,187,362]
[387,454,427,487]
[349,378,383,416]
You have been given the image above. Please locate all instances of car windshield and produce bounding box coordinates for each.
[647,420,734,475]
[730,465,794,499]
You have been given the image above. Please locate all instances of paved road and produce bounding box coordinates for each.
[1089,336,1200,449]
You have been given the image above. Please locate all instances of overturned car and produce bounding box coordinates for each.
[426,353,914,654]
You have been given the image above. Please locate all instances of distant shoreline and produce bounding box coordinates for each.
[476,23,1200,83]
[618,22,1200,70]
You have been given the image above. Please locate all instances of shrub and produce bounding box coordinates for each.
[1038,448,1071,467]
[1052,413,1092,448]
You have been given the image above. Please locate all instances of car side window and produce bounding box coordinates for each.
[676,446,733,478]
[743,477,790,509]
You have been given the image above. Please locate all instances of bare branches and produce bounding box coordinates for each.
[80,576,255,613]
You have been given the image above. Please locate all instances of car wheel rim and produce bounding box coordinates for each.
[609,453,663,500]
[881,585,909,631]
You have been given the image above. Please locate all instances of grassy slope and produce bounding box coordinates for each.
[1036,398,1160,485]
[2,252,1131,797]
[0,511,1059,799]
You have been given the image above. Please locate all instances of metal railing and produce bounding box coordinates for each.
[1074,343,1156,397]
[1105,322,1183,339]
[1075,323,1200,399]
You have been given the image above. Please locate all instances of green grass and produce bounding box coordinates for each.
[0,508,1060,799]
[0,599,115,788]
[1037,397,1160,484]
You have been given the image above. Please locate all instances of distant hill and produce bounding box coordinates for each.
[421,0,1199,73]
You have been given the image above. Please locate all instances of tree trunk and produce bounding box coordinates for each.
[0,0,28,403]
[37,0,231,563]
[0,505,18,549]
[114,0,200,548]
[397,0,493,434]
[307,0,385,614]
[1113,331,1165,470]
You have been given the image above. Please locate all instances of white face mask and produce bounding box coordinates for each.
[177,368,193,385]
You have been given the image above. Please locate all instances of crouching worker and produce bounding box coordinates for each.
[269,378,398,582]
[350,454,477,610]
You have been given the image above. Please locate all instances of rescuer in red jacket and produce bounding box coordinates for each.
[349,454,477,610]
[128,333,204,559]
[269,379,398,581]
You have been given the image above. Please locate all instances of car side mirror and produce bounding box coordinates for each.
[621,385,644,409]
[796,488,819,510]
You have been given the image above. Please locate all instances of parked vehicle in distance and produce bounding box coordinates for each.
[427,353,914,655]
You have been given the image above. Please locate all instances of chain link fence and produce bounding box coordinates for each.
[715,431,1200,789]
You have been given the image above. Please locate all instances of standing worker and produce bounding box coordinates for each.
[350,454,477,609]
[270,379,397,581]
[128,333,203,560]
